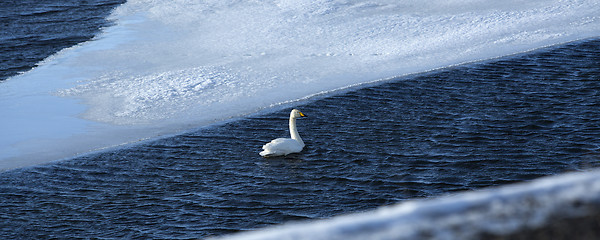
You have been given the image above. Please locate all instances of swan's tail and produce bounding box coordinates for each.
[259,150,271,157]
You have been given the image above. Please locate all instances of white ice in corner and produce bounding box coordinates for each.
[213,169,600,240]
[2,0,600,169]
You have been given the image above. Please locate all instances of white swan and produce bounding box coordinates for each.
[259,109,307,157]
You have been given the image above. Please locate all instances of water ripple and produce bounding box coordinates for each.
[0,0,126,81]
[1,39,600,238]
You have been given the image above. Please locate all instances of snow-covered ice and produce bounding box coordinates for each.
[2,0,600,169]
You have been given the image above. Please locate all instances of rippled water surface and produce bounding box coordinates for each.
[0,0,125,81]
[1,38,599,238]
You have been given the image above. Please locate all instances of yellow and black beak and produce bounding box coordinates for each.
[299,111,307,117]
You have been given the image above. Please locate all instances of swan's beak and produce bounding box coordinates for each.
[299,112,307,117]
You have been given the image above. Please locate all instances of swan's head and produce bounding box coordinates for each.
[291,109,307,119]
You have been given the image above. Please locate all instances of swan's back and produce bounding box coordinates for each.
[260,138,304,157]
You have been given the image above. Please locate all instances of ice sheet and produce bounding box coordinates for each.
[2,0,600,169]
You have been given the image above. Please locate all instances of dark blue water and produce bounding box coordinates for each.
[2,2,600,239]
[0,0,125,81]
[1,38,599,239]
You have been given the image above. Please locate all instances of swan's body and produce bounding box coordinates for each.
[260,109,306,157]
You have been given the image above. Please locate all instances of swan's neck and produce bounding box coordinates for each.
[289,117,304,146]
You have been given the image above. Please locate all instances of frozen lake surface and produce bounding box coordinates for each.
[1,0,600,169]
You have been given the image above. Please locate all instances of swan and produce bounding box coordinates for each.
[259,109,307,157]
